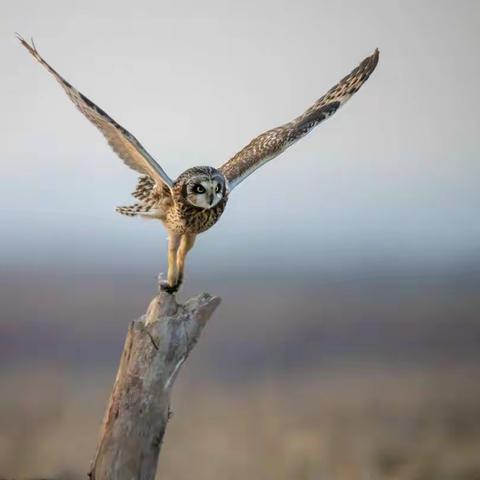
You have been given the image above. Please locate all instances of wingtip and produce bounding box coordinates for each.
[368,48,380,70]
[15,32,32,50]
[15,32,26,45]
[16,33,42,61]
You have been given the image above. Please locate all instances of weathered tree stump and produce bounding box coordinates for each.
[88,279,221,480]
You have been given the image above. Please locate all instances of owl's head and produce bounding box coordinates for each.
[176,166,228,209]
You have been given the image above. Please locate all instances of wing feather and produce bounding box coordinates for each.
[220,49,379,190]
[17,35,173,189]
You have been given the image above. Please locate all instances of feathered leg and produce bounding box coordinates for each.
[160,232,182,294]
[176,234,196,288]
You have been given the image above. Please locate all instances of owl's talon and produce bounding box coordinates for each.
[160,280,181,294]
[160,282,177,294]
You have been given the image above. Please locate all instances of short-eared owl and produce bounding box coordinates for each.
[18,35,379,293]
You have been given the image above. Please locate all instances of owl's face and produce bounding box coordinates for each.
[181,169,227,209]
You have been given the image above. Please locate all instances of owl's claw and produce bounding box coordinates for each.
[160,282,179,294]
[160,276,183,295]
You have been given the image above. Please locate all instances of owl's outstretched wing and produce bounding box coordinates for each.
[17,35,173,189]
[220,49,379,190]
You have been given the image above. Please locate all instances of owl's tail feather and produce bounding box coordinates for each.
[117,175,163,218]
[132,175,155,201]
[116,203,154,217]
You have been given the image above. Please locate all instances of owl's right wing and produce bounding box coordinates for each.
[17,35,174,189]
[219,49,379,190]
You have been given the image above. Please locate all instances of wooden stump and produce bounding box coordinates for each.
[88,281,221,480]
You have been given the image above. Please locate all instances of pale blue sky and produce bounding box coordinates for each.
[2,0,479,274]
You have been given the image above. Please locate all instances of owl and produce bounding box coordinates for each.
[18,35,379,293]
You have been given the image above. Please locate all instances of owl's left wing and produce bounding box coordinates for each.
[220,49,379,190]
[17,35,174,189]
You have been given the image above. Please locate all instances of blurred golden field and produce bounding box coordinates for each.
[2,268,480,479]
[1,362,480,480]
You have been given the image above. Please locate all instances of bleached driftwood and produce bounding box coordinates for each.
[88,279,221,480]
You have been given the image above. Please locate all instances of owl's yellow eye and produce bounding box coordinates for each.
[193,185,205,194]
[215,184,222,193]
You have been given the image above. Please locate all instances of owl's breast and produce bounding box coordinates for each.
[165,197,228,234]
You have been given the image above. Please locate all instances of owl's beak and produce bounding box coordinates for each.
[208,193,214,205]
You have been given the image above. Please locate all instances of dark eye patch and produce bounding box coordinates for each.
[215,184,222,193]
[192,184,205,194]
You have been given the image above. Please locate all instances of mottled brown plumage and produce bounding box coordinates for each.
[18,35,379,292]
[117,167,228,233]
[220,49,379,188]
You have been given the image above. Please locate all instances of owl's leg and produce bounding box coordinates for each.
[161,232,182,294]
[176,234,196,287]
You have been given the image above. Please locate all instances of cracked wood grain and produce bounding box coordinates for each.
[88,278,221,480]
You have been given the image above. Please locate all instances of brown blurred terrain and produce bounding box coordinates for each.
[1,266,480,479]
[1,365,480,480]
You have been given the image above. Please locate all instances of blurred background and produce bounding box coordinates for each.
[1,0,480,478]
